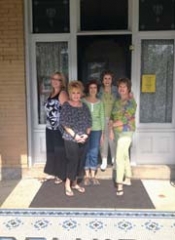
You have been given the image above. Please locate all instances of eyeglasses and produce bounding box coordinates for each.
[51,77,62,81]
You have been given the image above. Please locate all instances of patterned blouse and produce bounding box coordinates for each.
[111,98,137,133]
[60,101,92,142]
[44,92,62,130]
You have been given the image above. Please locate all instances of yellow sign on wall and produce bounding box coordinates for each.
[141,74,156,93]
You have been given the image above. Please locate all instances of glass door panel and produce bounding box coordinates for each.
[80,0,128,31]
[140,39,174,123]
[36,42,68,124]
[77,35,131,85]
[32,0,70,33]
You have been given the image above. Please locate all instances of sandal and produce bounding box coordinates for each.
[123,180,131,186]
[91,178,100,185]
[54,177,62,184]
[40,175,54,183]
[84,177,91,186]
[65,188,74,197]
[72,185,85,193]
[116,189,124,196]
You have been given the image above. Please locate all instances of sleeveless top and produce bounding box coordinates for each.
[44,92,62,130]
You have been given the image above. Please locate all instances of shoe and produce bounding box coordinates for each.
[91,178,100,185]
[111,158,115,165]
[54,177,62,184]
[65,188,74,197]
[84,177,91,186]
[72,185,85,193]
[116,189,124,196]
[100,158,107,171]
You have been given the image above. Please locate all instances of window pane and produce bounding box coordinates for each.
[139,0,175,31]
[32,0,70,33]
[78,35,131,85]
[140,40,174,123]
[36,42,68,124]
[80,0,128,31]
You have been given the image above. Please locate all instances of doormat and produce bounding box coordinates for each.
[0,209,174,240]
[30,179,155,209]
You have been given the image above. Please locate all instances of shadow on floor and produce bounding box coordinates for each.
[0,180,20,206]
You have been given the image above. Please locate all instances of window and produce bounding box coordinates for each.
[80,0,128,31]
[139,0,175,31]
[36,42,68,124]
[32,0,70,33]
[140,39,174,123]
[77,35,131,84]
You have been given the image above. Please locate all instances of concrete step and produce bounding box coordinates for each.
[1,164,175,180]
[23,164,175,180]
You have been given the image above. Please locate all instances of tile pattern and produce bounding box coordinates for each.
[0,209,175,240]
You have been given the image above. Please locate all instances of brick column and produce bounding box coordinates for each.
[0,0,28,179]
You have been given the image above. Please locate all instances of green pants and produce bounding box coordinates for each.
[114,131,133,183]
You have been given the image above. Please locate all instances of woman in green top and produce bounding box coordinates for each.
[82,79,105,185]
[110,77,137,196]
[98,70,119,171]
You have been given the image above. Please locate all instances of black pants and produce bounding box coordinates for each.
[44,128,66,180]
[64,140,88,181]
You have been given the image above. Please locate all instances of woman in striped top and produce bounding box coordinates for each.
[82,79,105,185]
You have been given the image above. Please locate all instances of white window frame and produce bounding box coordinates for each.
[135,32,175,131]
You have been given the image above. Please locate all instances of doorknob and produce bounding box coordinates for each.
[129,45,134,51]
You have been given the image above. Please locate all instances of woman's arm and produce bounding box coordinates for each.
[59,90,69,105]
[64,126,84,143]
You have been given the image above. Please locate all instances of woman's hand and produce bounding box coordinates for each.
[112,120,123,127]
[75,134,88,143]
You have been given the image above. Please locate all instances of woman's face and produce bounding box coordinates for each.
[70,87,82,102]
[51,74,62,88]
[89,84,98,97]
[103,74,112,87]
[118,83,129,97]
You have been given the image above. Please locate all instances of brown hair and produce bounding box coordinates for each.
[100,70,114,85]
[117,77,132,93]
[85,79,100,94]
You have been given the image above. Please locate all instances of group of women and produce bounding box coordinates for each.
[43,70,137,197]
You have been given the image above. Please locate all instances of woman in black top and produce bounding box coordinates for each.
[60,81,92,196]
[44,71,68,183]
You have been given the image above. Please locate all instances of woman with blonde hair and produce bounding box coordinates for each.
[60,80,92,196]
[43,71,68,184]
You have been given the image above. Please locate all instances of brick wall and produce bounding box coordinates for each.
[0,0,27,169]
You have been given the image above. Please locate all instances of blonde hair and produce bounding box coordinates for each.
[68,80,84,96]
[51,71,67,90]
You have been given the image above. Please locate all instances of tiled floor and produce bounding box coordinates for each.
[0,209,175,240]
[0,177,175,240]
